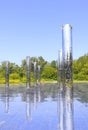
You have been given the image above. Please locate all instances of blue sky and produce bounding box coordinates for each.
[0,0,88,65]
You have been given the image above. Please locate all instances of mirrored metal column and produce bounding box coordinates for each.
[33,61,37,87]
[38,65,41,85]
[26,56,31,88]
[58,49,63,83]
[62,24,73,85]
[6,61,10,88]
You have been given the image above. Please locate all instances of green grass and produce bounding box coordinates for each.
[73,80,88,83]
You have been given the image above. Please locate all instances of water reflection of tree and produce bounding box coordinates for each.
[1,83,88,104]
[40,83,59,101]
[0,88,18,102]
[23,84,59,102]
[74,83,88,103]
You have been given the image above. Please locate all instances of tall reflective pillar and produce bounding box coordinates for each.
[38,65,41,85]
[58,49,63,82]
[62,24,73,85]
[6,61,10,88]
[26,56,31,88]
[33,62,37,86]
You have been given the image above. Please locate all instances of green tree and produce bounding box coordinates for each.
[50,60,57,68]
[73,54,88,81]
[41,65,57,80]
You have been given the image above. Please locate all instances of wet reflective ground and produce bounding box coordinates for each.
[0,83,88,130]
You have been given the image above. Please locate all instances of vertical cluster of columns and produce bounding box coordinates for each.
[26,56,41,88]
[4,56,41,89]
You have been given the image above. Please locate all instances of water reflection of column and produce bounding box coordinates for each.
[58,83,64,130]
[64,86,74,130]
[33,62,37,87]
[6,61,10,88]
[26,93,31,120]
[62,24,73,85]
[5,87,9,113]
[38,85,41,102]
[38,65,41,85]
[34,87,37,110]
[26,56,31,88]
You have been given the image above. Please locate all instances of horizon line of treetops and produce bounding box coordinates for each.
[0,54,88,84]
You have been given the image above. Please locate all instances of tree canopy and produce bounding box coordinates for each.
[0,54,88,84]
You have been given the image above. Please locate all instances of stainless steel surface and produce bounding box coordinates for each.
[33,61,37,86]
[62,24,73,84]
[6,61,10,87]
[26,56,31,88]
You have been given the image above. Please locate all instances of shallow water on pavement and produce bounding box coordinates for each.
[0,83,88,130]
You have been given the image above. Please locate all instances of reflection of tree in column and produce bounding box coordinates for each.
[33,61,37,87]
[64,52,73,84]
[38,65,41,85]
[58,49,64,83]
